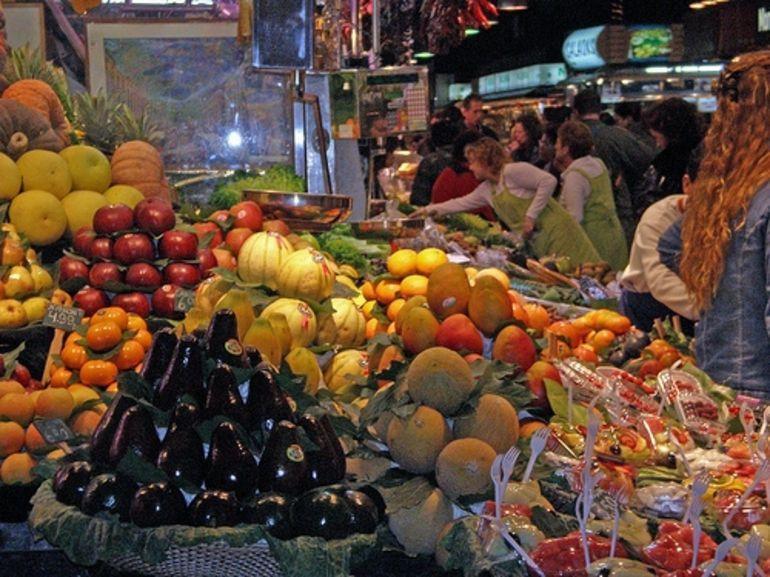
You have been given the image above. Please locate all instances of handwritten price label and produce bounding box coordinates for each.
[173,289,196,313]
[43,304,84,331]
[33,419,75,445]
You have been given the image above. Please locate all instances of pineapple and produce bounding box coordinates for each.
[115,105,165,147]
[72,90,125,154]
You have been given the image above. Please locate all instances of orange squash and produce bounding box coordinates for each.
[110,140,172,201]
[2,79,70,146]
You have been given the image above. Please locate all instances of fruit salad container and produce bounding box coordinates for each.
[242,190,352,232]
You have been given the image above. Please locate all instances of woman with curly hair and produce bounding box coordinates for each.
[679,50,770,399]
[508,113,544,167]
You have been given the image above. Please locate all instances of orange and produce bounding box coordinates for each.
[386,249,418,278]
[70,410,102,437]
[114,340,145,370]
[46,448,66,461]
[67,384,100,407]
[106,382,119,394]
[375,279,401,305]
[507,289,526,308]
[90,307,128,330]
[0,380,24,398]
[400,275,429,298]
[365,318,388,340]
[65,331,83,348]
[572,344,599,363]
[126,313,148,333]
[26,390,42,408]
[387,321,397,334]
[0,393,35,426]
[603,314,632,335]
[61,343,88,370]
[416,248,448,276]
[645,339,672,360]
[49,367,74,389]
[80,360,118,388]
[0,452,37,485]
[523,303,550,333]
[24,425,49,453]
[86,320,123,352]
[546,321,581,348]
[590,329,616,353]
[0,421,25,457]
[35,388,75,420]
[386,298,406,322]
[512,303,530,325]
[659,350,681,368]
[134,329,152,351]
[360,280,377,301]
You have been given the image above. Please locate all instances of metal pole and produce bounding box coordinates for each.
[371,0,380,68]
[350,0,361,57]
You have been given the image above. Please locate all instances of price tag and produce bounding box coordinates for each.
[173,288,196,313]
[43,304,84,331]
[33,419,75,445]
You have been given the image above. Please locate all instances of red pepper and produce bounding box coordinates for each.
[642,521,717,572]
[529,532,627,577]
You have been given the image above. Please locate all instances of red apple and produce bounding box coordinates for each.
[209,210,231,225]
[125,263,163,289]
[224,227,253,256]
[90,236,114,260]
[229,201,263,231]
[88,262,124,289]
[59,257,90,283]
[93,204,134,235]
[198,249,217,277]
[159,230,198,260]
[12,364,31,387]
[525,361,561,410]
[262,220,291,236]
[212,247,237,271]
[164,262,201,287]
[74,286,110,317]
[26,378,45,392]
[73,227,96,258]
[113,233,155,265]
[152,284,183,319]
[111,292,151,318]
[134,198,176,235]
[192,222,223,249]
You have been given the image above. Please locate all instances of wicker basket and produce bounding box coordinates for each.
[108,541,284,577]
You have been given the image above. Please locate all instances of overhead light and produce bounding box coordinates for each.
[464,28,480,36]
[487,20,499,25]
[703,0,717,4]
[690,2,705,8]
[498,0,528,11]
[414,51,434,59]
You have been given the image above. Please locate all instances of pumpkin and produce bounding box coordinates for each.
[259,298,317,348]
[110,140,172,201]
[0,100,63,158]
[276,248,335,302]
[237,231,294,289]
[2,79,70,146]
[323,349,369,394]
[316,298,366,347]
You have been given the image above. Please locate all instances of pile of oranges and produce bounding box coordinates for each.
[55,306,152,393]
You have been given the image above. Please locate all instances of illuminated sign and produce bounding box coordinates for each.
[628,26,673,62]
[562,26,606,71]
[478,63,567,96]
[760,7,770,33]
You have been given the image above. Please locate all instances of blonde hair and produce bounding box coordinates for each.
[680,51,770,310]
[465,137,506,176]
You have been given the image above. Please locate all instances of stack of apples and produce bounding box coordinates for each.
[60,198,209,319]
[189,200,265,268]
[0,224,71,329]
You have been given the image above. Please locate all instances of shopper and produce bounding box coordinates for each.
[679,50,770,399]
[573,90,655,246]
[413,137,600,264]
[554,121,628,270]
[409,117,462,206]
[431,130,495,221]
[508,113,544,167]
[460,93,499,140]
[614,101,656,150]
[619,151,700,335]
[643,97,703,202]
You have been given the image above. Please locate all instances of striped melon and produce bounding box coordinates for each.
[237,231,294,289]
[276,248,335,302]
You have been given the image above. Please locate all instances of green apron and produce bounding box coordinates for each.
[569,164,629,271]
[490,185,601,265]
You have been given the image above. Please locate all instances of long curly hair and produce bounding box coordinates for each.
[680,51,770,310]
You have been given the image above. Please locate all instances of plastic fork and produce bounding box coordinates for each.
[683,471,709,524]
[609,486,629,559]
[689,494,705,569]
[522,427,550,483]
[490,447,520,519]
[746,532,763,577]
[481,515,545,577]
[721,459,770,538]
[669,429,692,477]
[701,538,740,577]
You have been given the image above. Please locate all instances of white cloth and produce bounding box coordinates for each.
[620,195,699,321]
[429,162,557,221]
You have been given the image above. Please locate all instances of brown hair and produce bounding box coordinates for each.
[680,50,770,310]
[557,120,594,159]
[465,137,507,176]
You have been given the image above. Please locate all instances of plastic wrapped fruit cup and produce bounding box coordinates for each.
[712,490,770,533]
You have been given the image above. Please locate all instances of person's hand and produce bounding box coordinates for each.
[507,139,521,153]
[522,216,536,239]
[411,205,435,219]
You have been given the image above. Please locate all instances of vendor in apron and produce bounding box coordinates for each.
[413,137,601,265]
[554,121,629,270]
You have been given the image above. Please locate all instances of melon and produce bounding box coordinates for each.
[276,248,335,302]
[323,349,369,394]
[316,298,366,347]
[237,231,294,289]
[259,298,317,348]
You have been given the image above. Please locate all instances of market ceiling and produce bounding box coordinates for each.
[433,0,695,80]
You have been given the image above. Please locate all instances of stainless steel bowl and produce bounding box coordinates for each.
[242,189,352,230]
[351,218,426,239]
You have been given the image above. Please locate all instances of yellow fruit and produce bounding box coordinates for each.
[9,190,68,246]
[0,392,34,426]
[61,190,109,236]
[435,438,496,500]
[103,184,144,208]
[213,289,255,341]
[386,406,452,475]
[474,268,510,290]
[35,388,75,420]
[237,231,294,290]
[68,384,100,407]
[59,145,112,193]
[0,452,37,485]
[375,279,402,305]
[284,347,323,394]
[24,425,49,453]
[70,410,102,437]
[0,421,25,456]
[400,274,429,298]
[276,248,335,302]
[17,150,72,198]
[323,349,369,395]
[386,298,406,322]
[260,298,317,349]
[22,297,49,323]
[426,263,471,319]
[4,266,34,299]
[387,249,418,278]
[316,298,366,347]
[0,299,28,328]
[453,394,520,453]
[0,152,22,200]
[405,347,475,416]
[416,248,449,276]
[46,448,66,461]
[242,318,283,367]
[29,263,54,292]
[0,380,25,398]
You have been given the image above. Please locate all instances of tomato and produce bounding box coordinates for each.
[530,532,627,576]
